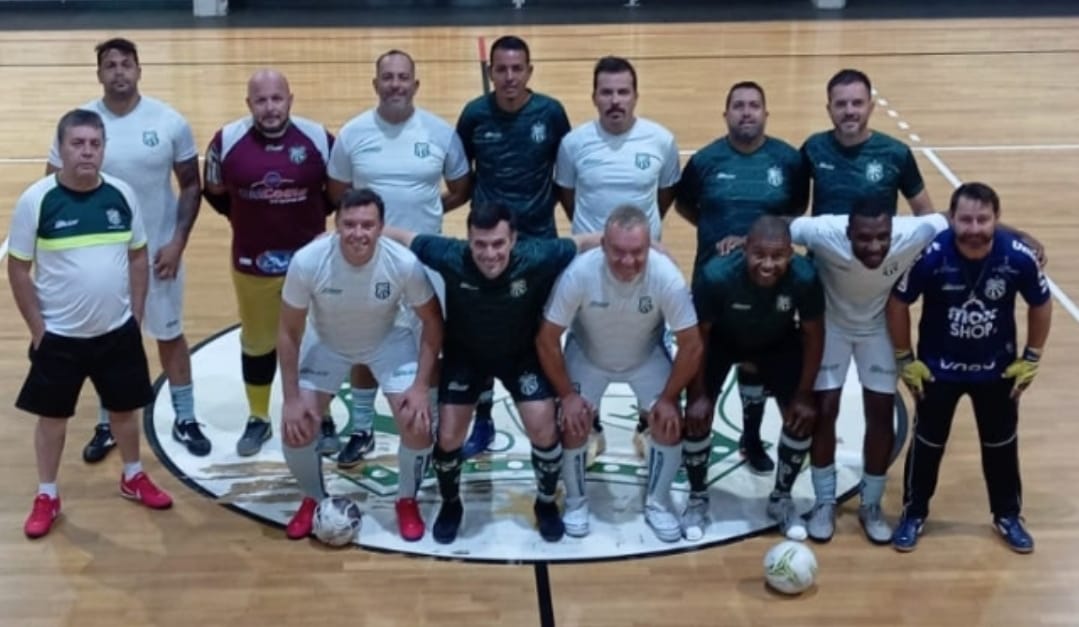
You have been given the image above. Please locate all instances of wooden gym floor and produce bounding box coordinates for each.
[0,15,1078,627]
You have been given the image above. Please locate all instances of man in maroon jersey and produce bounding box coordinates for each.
[203,69,334,457]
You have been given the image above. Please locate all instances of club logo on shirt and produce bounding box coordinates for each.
[865,161,884,183]
[882,260,900,277]
[635,153,652,170]
[518,372,539,396]
[142,130,159,147]
[375,282,391,300]
[775,295,792,312]
[510,279,527,297]
[638,296,654,314]
[984,277,1007,301]
[948,296,997,339]
[414,142,430,158]
[531,122,547,143]
[288,145,308,165]
[766,166,784,187]
[105,208,122,227]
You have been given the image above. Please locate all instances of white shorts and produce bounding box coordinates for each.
[814,321,897,395]
[299,325,418,395]
[143,259,185,341]
[566,335,671,412]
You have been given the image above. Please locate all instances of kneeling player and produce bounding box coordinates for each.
[278,189,443,542]
[687,216,824,541]
[536,206,702,542]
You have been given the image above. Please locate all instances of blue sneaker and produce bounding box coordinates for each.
[891,514,925,552]
[461,416,495,459]
[994,515,1034,554]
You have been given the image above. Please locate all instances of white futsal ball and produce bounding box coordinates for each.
[312,496,362,547]
[763,540,818,595]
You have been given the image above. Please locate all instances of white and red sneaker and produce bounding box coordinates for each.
[24,494,61,539]
[395,498,425,541]
[286,497,318,540]
[120,472,173,509]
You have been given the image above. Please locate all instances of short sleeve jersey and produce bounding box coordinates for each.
[891,229,1050,382]
[800,130,925,216]
[543,248,697,372]
[204,116,333,277]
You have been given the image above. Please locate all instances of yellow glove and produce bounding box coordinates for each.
[895,350,933,398]
[1003,347,1041,396]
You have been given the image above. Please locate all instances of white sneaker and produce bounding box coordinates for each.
[563,497,590,537]
[859,504,893,545]
[766,494,808,541]
[681,496,709,541]
[586,429,607,467]
[645,500,682,543]
[806,502,836,543]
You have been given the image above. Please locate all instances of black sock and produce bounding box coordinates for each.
[683,435,712,497]
[774,430,811,494]
[531,442,563,502]
[433,445,463,502]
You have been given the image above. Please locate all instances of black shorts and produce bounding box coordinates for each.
[705,333,803,407]
[16,317,154,418]
[439,347,554,405]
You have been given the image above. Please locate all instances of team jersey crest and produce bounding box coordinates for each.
[776,295,792,312]
[638,296,654,314]
[984,277,1007,300]
[767,165,784,187]
[531,122,547,143]
[106,208,122,226]
[635,153,652,170]
[375,281,391,300]
[288,145,308,164]
[414,142,430,158]
[142,130,159,147]
[865,160,884,183]
[510,279,527,297]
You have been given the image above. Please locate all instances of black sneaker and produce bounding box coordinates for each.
[236,418,272,457]
[82,424,116,464]
[739,435,775,474]
[172,420,212,456]
[534,498,565,542]
[433,498,464,544]
[337,430,375,469]
[316,417,341,456]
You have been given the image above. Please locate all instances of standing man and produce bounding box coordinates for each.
[203,69,334,457]
[13,110,173,539]
[328,49,471,467]
[555,56,681,240]
[47,38,206,460]
[536,206,702,542]
[676,80,809,473]
[277,189,442,542]
[801,69,934,217]
[687,216,824,541]
[454,35,572,458]
[787,203,949,543]
[382,204,601,544]
[887,183,1051,553]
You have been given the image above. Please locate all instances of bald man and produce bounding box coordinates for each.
[204,69,335,456]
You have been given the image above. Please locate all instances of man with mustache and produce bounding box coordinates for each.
[801,69,934,217]
[453,35,572,460]
[47,38,207,461]
[276,188,443,542]
[328,49,471,468]
[887,183,1051,553]
[687,215,824,541]
[203,69,334,457]
[675,81,809,476]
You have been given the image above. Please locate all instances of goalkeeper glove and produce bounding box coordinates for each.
[1003,347,1041,397]
[895,349,933,399]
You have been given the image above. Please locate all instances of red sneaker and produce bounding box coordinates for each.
[120,472,173,509]
[24,494,61,539]
[395,498,425,541]
[286,497,318,540]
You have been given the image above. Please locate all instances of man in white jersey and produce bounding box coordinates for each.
[555,56,680,240]
[277,188,443,543]
[786,202,948,544]
[327,49,471,467]
[536,205,702,542]
[46,38,207,460]
[12,110,173,539]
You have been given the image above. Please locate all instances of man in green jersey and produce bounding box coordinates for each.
[686,216,824,541]
[455,35,572,459]
[801,69,934,217]
[676,81,809,475]
[383,204,600,544]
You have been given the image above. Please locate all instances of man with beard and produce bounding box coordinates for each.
[381,205,602,544]
[675,81,809,475]
[686,216,824,541]
[328,49,471,467]
[453,34,572,459]
[47,38,206,460]
[277,188,443,542]
[887,183,1051,554]
[203,69,334,456]
[801,69,934,217]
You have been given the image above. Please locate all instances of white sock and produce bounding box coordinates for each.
[38,483,58,498]
[123,461,143,481]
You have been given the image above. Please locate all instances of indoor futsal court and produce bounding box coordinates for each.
[1,1,1078,625]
